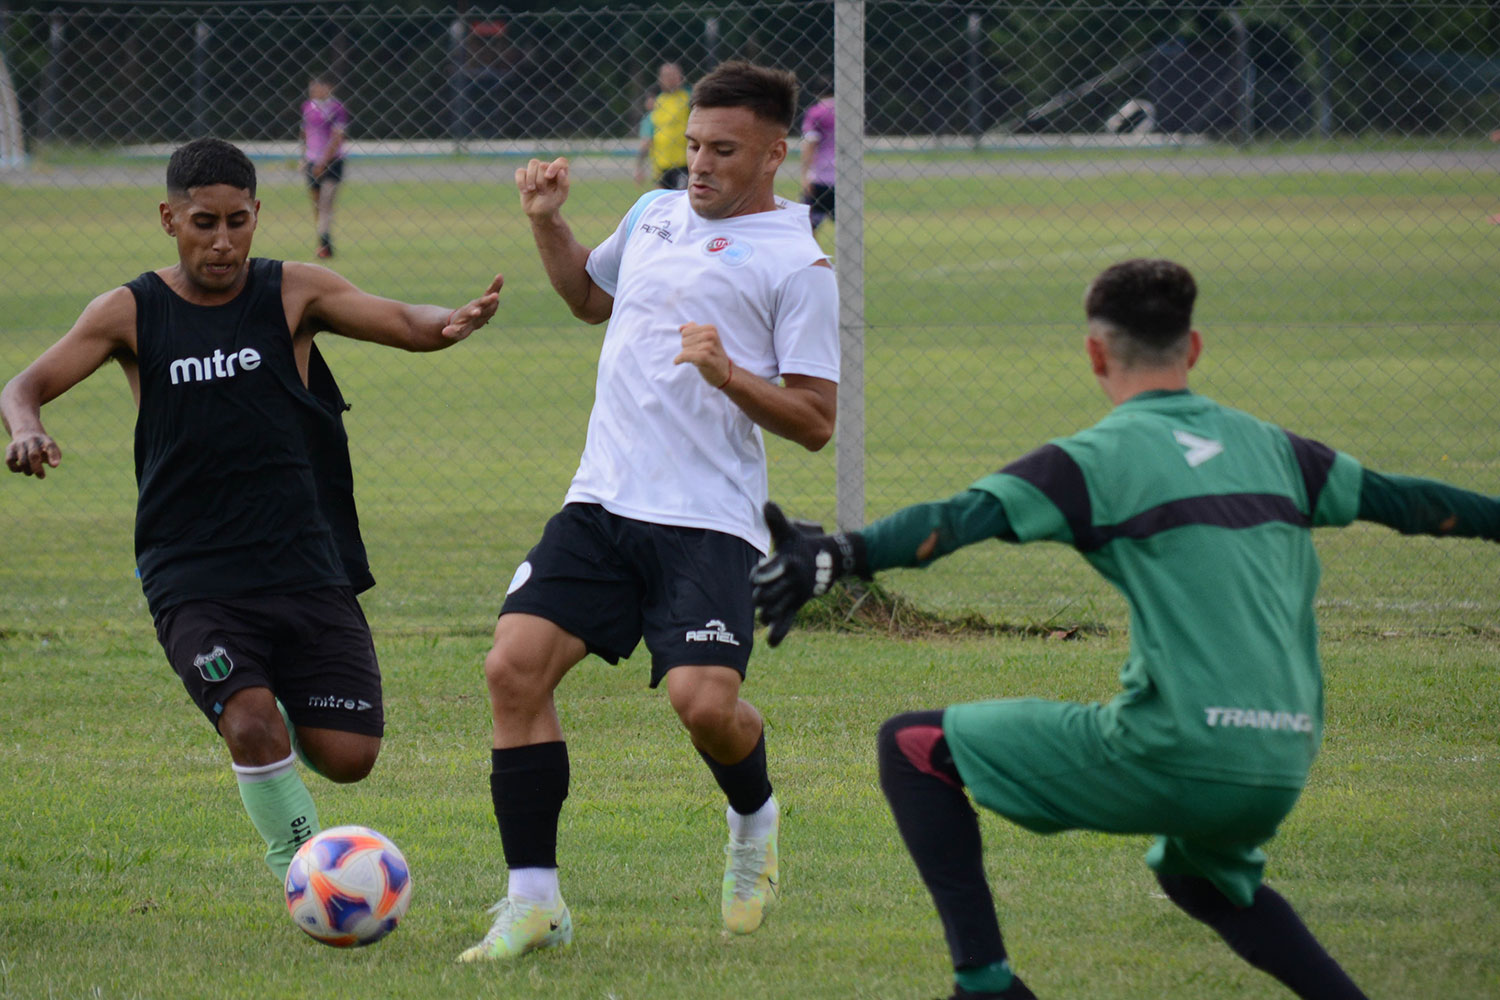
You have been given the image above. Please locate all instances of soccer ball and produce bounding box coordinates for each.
[284,825,412,947]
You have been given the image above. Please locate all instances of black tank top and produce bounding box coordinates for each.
[128,258,373,616]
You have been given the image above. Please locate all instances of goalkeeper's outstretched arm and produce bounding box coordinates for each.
[751,468,1500,647]
[1355,469,1500,540]
[750,490,1016,646]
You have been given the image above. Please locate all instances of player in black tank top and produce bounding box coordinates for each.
[130,257,362,614]
[2,138,504,887]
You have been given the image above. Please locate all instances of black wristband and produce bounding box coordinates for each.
[826,531,871,580]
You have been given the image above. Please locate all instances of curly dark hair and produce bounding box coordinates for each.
[1084,259,1197,366]
[166,137,257,198]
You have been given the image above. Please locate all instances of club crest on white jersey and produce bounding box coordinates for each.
[702,235,754,267]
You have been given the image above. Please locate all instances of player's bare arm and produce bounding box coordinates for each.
[284,262,502,353]
[674,321,837,452]
[515,157,614,324]
[3,287,139,479]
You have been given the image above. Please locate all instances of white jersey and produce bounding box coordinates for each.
[570,190,839,553]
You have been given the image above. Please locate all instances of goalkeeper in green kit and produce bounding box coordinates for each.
[751,259,1499,1000]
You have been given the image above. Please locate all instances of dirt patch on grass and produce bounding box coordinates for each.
[793,580,1109,641]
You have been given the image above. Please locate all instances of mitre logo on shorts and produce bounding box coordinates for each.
[685,618,740,645]
[193,645,234,683]
[307,694,373,711]
[506,560,533,596]
[702,235,753,267]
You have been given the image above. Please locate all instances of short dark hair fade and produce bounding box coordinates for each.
[166,137,257,198]
[691,60,798,131]
[1084,259,1197,366]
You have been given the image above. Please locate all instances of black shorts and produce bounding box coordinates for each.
[304,157,345,189]
[500,503,757,687]
[656,166,688,190]
[154,586,383,737]
[805,183,835,225]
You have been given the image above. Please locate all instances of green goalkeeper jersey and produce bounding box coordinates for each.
[969,390,1363,786]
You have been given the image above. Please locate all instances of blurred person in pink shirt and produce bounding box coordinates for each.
[799,77,835,234]
[301,76,349,258]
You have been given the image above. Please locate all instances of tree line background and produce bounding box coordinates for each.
[0,1,1497,148]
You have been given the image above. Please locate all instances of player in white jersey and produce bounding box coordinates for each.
[459,61,839,963]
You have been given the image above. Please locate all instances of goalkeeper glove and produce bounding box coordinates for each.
[750,501,869,647]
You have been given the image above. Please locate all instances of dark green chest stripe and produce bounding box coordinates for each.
[1001,444,1098,547]
[1001,444,1308,552]
[1094,493,1308,549]
[1283,430,1338,513]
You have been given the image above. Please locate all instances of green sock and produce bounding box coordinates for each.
[955,959,1014,994]
[234,754,320,881]
[275,698,324,778]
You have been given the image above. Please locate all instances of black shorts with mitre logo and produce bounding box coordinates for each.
[155,586,383,736]
[500,503,757,687]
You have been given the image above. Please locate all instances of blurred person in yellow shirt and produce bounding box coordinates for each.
[636,62,691,189]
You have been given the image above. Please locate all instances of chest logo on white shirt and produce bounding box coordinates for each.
[703,235,754,267]
[639,220,675,243]
[1173,430,1224,468]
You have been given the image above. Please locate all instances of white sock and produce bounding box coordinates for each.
[231,752,297,783]
[727,795,778,840]
[507,866,560,905]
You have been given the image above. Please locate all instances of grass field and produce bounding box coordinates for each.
[2,151,1498,998]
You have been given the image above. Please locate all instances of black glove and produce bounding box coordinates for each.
[750,501,868,647]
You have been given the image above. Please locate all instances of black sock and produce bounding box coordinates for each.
[698,730,773,816]
[952,983,1038,1000]
[490,742,569,868]
[1156,873,1368,1000]
[877,710,1008,971]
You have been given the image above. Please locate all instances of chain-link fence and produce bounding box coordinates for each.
[3,1,1497,634]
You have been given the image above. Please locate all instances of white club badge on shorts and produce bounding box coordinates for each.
[506,560,533,596]
[702,235,753,267]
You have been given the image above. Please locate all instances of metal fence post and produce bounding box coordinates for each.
[705,16,720,67]
[448,17,467,150]
[0,11,22,167]
[40,12,63,142]
[1227,10,1253,145]
[191,19,210,138]
[1315,20,1334,139]
[833,0,864,531]
[966,12,983,149]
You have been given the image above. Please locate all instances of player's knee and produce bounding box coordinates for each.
[876,710,961,790]
[672,696,735,741]
[668,684,736,740]
[315,742,380,784]
[483,642,547,710]
[218,703,289,764]
[1156,871,1234,924]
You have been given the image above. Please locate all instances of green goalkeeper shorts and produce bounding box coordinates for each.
[943,698,1303,907]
